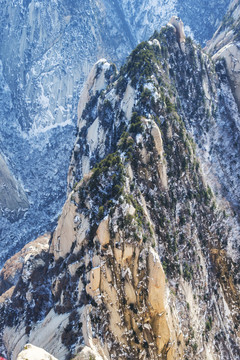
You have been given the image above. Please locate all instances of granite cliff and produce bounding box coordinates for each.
[206,0,240,110]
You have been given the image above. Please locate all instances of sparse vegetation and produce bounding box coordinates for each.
[205,316,213,331]
[129,112,143,134]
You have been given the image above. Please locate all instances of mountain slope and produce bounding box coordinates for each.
[0,0,232,267]
[0,22,239,360]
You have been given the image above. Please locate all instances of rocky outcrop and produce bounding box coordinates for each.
[68,60,117,190]
[168,16,186,50]
[17,344,58,360]
[0,234,50,297]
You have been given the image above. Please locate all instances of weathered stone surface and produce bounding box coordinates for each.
[96,217,110,247]
[0,154,29,221]
[206,0,240,110]
[17,344,58,360]
[151,121,168,189]
[72,346,104,360]
[51,196,77,260]
[86,266,101,297]
[168,16,186,47]
[0,234,50,296]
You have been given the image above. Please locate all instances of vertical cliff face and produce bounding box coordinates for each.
[206,0,240,110]
[177,0,232,44]
[119,0,232,45]
[167,36,240,218]
[0,154,28,221]
[0,22,239,360]
[0,0,232,267]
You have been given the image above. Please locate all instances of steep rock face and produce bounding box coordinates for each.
[119,0,231,45]
[177,0,231,44]
[0,154,28,221]
[167,35,240,215]
[0,234,50,297]
[68,59,118,190]
[0,24,239,360]
[206,0,240,110]
[168,16,186,51]
[0,0,232,267]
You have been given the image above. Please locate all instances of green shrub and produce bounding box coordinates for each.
[205,316,212,331]
[165,96,175,113]
[126,41,157,82]
[140,88,152,104]
[183,262,193,281]
[98,206,104,220]
[192,343,198,353]
[118,132,134,152]
[129,112,143,134]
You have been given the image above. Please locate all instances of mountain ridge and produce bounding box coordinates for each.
[0,0,232,267]
[0,19,239,360]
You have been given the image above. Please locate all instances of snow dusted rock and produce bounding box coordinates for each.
[0,154,28,222]
[72,346,104,360]
[0,0,135,267]
[68,59,117,190]
[168,16,186,50]
[0,0,232,268]
[77,60,116,122]
[206,0,240,109]
[0,234,50,297]
[17,344,58,360]
[120,0,231,45]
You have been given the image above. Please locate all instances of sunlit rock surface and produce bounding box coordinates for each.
[17,344,58,360]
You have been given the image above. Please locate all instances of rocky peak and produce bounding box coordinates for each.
[77,60,116,122]
[68,59,117,191]
[168,16,186,50]
[17,344,58,360]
